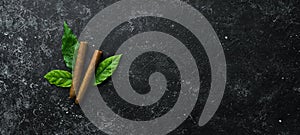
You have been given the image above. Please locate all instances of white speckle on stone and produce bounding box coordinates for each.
[4,32,9,36]
[24,100,30,109]
[40,44,53,57]
[17,37,24,42]
[293,87,300,93]
[22,78,27,85]
[225,36,228,39]
[279,120,282,123]
[281,77,284,80]
[8,34,13,39]
[29,83,35,88]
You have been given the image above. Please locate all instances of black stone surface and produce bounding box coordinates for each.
[1,0,300,134]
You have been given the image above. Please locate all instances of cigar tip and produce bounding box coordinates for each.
[75,99,79,104]
[96,50,102,54]
[80,41,88,44]
[69,93,75,99]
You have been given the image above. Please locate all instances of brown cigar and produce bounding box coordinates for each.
[69,42,88,99]
[75,50,102,104]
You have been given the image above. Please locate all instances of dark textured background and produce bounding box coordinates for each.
[1,0,300,134]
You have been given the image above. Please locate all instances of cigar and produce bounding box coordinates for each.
[69,42,88,99]
[75,50,102,104]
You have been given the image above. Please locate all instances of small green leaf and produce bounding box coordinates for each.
[95,54,122,85]
[62,21,79,69]
[44,70,72,87]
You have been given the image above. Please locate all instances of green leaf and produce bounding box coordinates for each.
[95,54,122,85]
[62,21,79,69]
[44,70,72,87]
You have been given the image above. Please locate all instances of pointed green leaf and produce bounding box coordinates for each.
[44,70,72,87]
[95,54,122,85]
[62,21,79,69]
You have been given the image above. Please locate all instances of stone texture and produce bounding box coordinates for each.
[0,0,299,134]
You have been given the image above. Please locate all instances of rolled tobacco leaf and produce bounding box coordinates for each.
[75,50,102,104]
[69,41,88,99]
